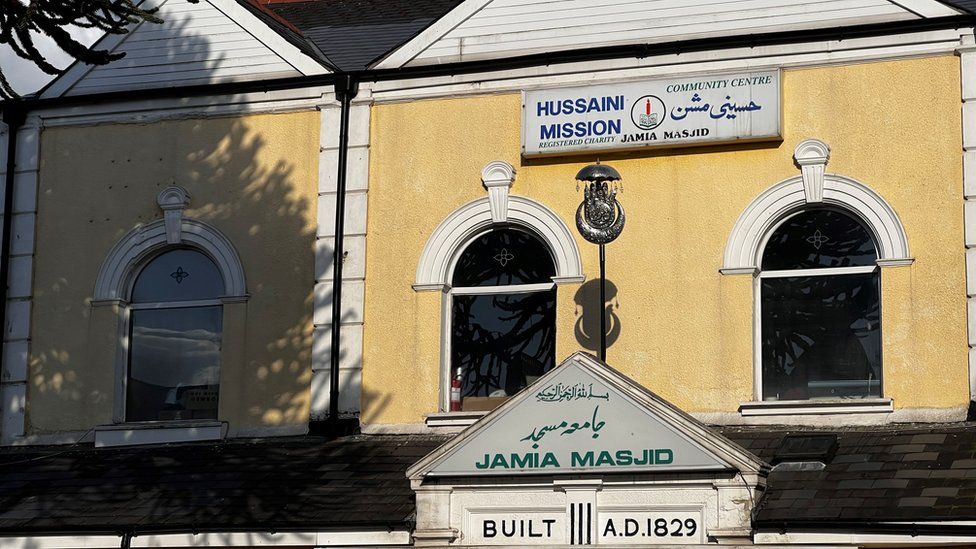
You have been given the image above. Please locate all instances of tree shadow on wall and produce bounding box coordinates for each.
[18,7,394,536]
[574,278,622,354]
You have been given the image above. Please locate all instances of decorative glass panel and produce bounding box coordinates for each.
[761,209,878,271]
[761,272,881,400]
[127,306,222,421]
[451,289,556,409]
[131,249,224,303]
[452,228,556,287]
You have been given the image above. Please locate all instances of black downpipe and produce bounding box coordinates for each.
[326,74,359,434]
[0,105,25,369]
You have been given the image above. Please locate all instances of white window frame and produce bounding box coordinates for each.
[723,139,911,417]
[115,246,231,426]
[752,207,884,404]
[124,253,226,424]
[415,162,584,419]
[439,226,559,412]
[93,211,246,436]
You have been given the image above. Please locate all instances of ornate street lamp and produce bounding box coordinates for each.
[575,162,625,362]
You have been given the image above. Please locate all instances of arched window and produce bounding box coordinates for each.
[126,248,224,422]
[448,227,557,411]
[759,208,882,401]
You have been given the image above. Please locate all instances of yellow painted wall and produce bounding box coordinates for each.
[362,55,968,425]
[30,111,319,434]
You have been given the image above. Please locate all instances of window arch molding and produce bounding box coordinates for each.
[414,195,585,291]
[722,173,912,275]
[94,217,247,302]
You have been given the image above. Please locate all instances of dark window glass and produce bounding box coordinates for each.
[452,228,555,287]
[761,273,881,400]
[762,209,877,271]
[132,249,224,303]
[127,306,222,421]
[452,290,556,406]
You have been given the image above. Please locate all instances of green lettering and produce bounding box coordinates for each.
[596,450,614,466]
[511,453,532,468]
[655,449,674,465]
[614,450,633,466]
[491,454,509,469]
[540,452,560,467]
[572,451,594,467]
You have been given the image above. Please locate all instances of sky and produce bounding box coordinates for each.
[1,26,104,96]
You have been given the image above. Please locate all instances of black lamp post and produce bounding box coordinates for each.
[575,162,625,362]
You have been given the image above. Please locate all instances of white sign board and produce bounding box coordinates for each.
[522,70,780,156]
[427,358,729,476]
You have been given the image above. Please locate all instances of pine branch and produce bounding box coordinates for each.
[1,0,169,99]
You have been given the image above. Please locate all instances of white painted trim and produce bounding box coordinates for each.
[371,0,494,69]
[94,217,246,301]
[311,98,372,419]
[373,0,959,69]
[451,282,554,295]
[370,28,967,103]
[29,29,966,128]
[205,0,329,76]
[38,87,331,128]
[157,185,190,243]
[794,138,830,203]
[93,421,226,447]
[739,398,893,416]
[959,32,976,409]
[415,195,585,290]
[723,174,912,273]
[418,187,581,413]
[696,404,967,426]
[482,160,516,223]
[38,0,168,99]
[425,410,488,427]
[722,141,910,412]
[1,117,41,446]
[0,530,412,548]
[756,530,976,546]
[39,0,327,100]
[94,211,245,424]
[887,0,963,17]
[760,265,878,278]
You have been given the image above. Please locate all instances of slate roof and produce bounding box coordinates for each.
[0,435,444,535]
[238,0,337,69]
[4,425,976,536]
[941,0,976,14]
[262,0,464,71]
[718,423,976,526]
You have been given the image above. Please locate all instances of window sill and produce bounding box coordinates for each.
[425,411,489,428]
[739,398,893,416]
[94,420,226,448]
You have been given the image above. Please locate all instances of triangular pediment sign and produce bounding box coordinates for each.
[409,352,767,479]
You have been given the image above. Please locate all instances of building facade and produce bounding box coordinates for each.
[2,0,976,547]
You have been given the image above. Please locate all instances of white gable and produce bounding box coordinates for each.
[409,352,765,479]
[376,0,962,68]
[43,0,327,98]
